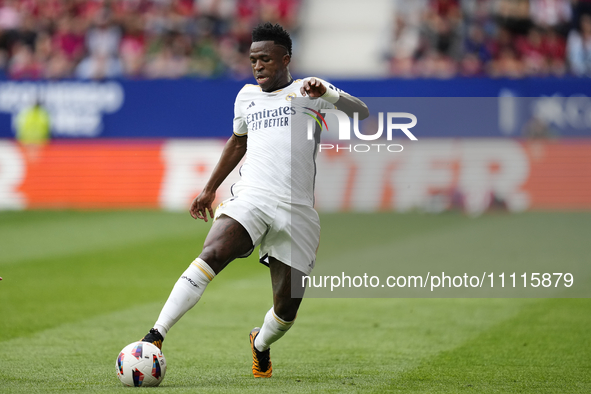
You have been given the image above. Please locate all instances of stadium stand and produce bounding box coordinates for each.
[388,0,590,78]
[1,0,591,80]
[0,0,302,80]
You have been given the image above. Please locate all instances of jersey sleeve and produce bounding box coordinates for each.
[320,78,348,95]
[311,77,349,110]
[233,94,248,137]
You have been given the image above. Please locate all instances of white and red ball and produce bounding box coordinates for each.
[116,341,166,387]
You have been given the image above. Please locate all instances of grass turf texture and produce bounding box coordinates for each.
[0,211,589,393]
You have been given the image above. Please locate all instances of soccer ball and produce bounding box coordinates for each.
[116,341,166,387]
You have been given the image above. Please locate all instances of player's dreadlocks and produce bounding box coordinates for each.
[252,22,292,56]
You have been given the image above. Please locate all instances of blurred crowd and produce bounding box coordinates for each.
[389,0,591,78]
[4,0,591,80]
[0,0,300,80]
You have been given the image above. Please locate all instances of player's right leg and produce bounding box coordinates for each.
[141,215,253,348]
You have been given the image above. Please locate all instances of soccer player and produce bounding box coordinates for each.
[141,22,368,378]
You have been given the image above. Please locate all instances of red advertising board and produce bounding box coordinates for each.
[0,139,589,212]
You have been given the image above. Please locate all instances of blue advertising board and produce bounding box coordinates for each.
[0,78,590,139]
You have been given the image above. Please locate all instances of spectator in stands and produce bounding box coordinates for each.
[8,41,43,79]
[217,18,254,79]
[35,30,53,71]
[461,0,494,29]
[190,28,224,77]
[495,0,532,36]
[119,17,147,78]
[75,49,124,80]
[459,52,485,76]
[259,0,301,31]
[431,0,460,18]
[217,33,251,79]
[144,32,190,79]
[13,12,36,49]
[86,8,121,58]
[489,47,525,78]
[464,24,492,64]
[53,16,85,63]
[567,13,591,76]
[529,0,571,32]
[490,26,515,59]
[144,2,172,36]
[75,5,124,80]
[573,0,591,29]
[45,49,73,79]
[388,16,420,77]
[517,27,548,75]
[424,1,462,60]
[416,49,458,78]
[0,0,21,31]
[545,28,567,75]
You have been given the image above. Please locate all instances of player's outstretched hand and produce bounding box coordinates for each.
[300,77,327,98]
[190,190,215,222]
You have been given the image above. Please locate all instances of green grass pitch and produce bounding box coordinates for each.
[0,210,590,393]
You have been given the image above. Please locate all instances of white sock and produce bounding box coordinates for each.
[153,258,215,337]
[254,307,295,352]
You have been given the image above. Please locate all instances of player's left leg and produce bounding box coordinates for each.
[250,258,306,378]
[142,215,254,348]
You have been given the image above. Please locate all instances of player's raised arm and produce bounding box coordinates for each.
[300,77,369,120]
[189,134,247,222]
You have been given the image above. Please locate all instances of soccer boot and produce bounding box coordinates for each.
[249,327,272,378]
[140,328,164,350]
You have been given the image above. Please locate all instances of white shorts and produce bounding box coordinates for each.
[213,188,320,275]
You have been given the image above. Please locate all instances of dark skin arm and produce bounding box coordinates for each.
[190,133,248,222]
[300,77,369,120]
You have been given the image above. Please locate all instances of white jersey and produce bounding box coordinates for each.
[232,78,343,206]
